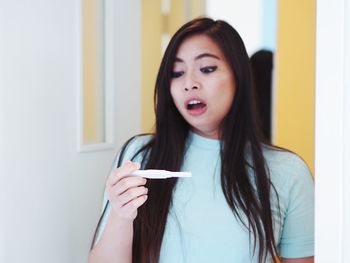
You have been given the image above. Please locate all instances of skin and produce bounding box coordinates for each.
[282,257,314,263]
[170,34,235,139]
[88,161,148,263]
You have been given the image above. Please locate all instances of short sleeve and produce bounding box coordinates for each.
[278,155,315,258]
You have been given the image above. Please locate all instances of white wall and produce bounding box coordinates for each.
[0,1,141,262]
[343,3,350,261]
[206,0,263,55]
[315,0,350,262]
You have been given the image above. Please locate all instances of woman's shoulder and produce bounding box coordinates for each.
[262,145,313,187]
[113,134,154,168]
[127,133,154,148]
[123,133,153,156]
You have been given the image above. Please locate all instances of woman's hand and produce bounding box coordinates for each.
[106,160,148,221]
[89,161,146,262]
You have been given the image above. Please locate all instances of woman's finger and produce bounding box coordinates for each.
[117,186,148,207]
[112,177,147,196]
[121,194,148,212]
[106,160,140,187]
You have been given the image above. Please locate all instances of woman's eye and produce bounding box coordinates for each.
[200,66,217,74]
[171,71,184,78]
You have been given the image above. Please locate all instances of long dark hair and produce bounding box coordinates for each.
[92,17,280,263]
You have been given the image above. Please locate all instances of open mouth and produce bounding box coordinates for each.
[185,99,207,116]
[186,100,207,110]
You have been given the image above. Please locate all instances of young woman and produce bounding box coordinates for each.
[88,17,314,263]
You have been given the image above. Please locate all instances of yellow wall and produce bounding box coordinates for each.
[141,0,162,133]
[82,0,104,144]
[274,0,316,172]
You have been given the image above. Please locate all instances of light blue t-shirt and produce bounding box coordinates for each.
[96,133,314,262]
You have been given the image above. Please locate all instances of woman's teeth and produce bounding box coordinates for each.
[187,100,206,110]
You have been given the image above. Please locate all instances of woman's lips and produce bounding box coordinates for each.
[184,98,207,116]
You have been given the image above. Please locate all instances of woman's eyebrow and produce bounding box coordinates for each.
[195,53,220,60]
[174,53,221,63]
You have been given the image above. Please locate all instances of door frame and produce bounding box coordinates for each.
[315,0,350,262]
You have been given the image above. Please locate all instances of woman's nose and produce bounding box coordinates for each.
[184,85,199,91]
[184,74,201,91]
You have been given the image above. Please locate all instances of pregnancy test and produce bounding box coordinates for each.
[130,169,192,179]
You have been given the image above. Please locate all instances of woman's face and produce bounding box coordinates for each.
[170,34,236,139]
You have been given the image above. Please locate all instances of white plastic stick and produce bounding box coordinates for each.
[130,169,192,179]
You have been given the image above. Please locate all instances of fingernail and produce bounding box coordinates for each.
[134,162,141,169]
